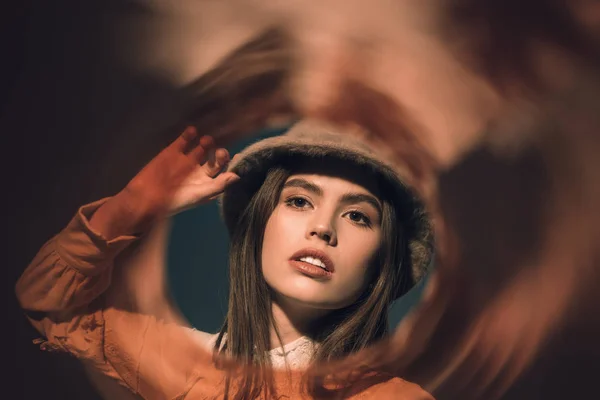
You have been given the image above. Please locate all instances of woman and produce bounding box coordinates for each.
[16,119,433,399]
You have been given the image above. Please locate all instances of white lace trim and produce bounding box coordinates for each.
[268,335,315,370]
[202,332,316,370]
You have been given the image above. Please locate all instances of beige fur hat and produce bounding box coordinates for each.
[220,119,433,298]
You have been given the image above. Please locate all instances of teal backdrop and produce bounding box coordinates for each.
[167,127,427,333]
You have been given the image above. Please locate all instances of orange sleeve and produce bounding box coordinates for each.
[15,199,222,399]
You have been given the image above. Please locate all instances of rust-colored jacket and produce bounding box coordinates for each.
[15,200,433,399]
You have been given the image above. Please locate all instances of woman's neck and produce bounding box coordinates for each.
[269,297,329,350]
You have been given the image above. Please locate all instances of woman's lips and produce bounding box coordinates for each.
[289,260,333,279]
[288,248,335,279]
[289,248,335,272]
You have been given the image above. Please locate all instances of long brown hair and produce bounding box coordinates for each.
[214,160,410,399]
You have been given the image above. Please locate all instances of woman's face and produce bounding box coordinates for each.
[261,167,383,310]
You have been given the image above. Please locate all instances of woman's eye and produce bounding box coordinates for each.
[286,197,311,209]
[293,198,307,207]
[346,211,371,226]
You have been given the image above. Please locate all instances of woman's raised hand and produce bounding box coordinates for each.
[91,126,239,239]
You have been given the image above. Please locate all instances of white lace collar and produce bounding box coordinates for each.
[268,335,316,370]
[203,332,316,370]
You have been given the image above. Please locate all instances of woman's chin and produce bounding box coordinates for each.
[267,273,362,311]
[273,286,353,311]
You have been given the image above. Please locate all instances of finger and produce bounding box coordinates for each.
[203,148,230,178]
[189,135,215,164]
[215,148,231,167]
[204,147,217,171]
[169,126,198,153]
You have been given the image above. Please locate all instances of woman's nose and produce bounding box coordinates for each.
[308,218,337,246]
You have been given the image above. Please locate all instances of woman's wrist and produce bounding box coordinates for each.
[89,192,150,240]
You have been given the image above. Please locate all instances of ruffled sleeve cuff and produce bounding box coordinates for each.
[55,198,140,276]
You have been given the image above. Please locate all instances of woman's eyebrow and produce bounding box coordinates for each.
[340,193,382,215]
[283,178,323,196]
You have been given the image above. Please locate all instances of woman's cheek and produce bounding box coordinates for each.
[338,230,381,282]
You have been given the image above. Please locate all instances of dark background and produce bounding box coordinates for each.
[3,3,423,398]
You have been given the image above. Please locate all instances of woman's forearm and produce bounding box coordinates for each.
[89,192,148,240]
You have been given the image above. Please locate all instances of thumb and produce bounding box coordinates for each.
[220,172,240,187]
[200,172,240,200]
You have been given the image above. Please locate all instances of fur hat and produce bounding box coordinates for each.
[220,119,433,298]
